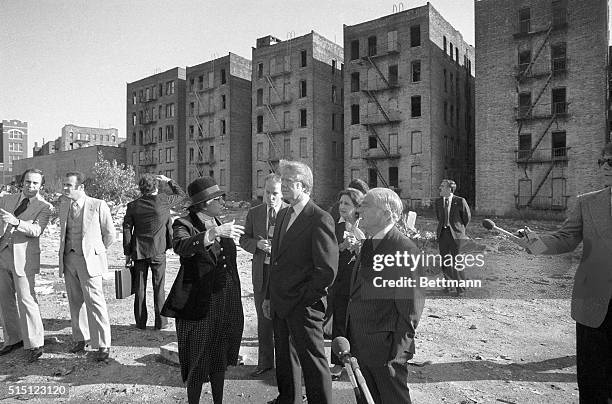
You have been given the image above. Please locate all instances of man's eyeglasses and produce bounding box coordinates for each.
[597,158,612,167]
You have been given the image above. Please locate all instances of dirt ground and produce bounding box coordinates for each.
[0,210,582,403]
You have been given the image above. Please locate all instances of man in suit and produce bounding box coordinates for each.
[123,173,185,330]
[518,143,612,403]
[434,179,471,296]
[59,171,115,361]
[347,187,425,404]
[239,173,287,377]
[264,160,338,404]
[0,169,52,362]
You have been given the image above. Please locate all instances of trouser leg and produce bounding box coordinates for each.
[133,259,148,329]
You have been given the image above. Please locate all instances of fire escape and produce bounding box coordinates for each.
[259,44,293,172]
[141,91,158,171]
[192,69,217,177]
[359,37,401,193]
[514,8,569,210]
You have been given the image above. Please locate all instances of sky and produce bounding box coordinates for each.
[0,0,605,156]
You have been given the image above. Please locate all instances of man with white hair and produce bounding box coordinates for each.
[347,188,425,403]
[264,160,338,404]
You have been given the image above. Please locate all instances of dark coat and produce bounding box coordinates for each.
[161,212,239,321]
[434,194,471,240]
[332,221,356,297]
[123,180,185,259]
[347,227,425,367]
[269,199,338,319]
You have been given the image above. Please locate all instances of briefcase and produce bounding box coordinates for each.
[112,265,136,299]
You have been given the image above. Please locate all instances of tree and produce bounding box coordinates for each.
[85,151,139,204]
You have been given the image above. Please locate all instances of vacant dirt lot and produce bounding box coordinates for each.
[0,211,581,403]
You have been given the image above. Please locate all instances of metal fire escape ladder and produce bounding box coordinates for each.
[517,26,554,134]
[525,114,557,162]
[364,90,392,123]
[364,56,390,88]
[518,26,553,82]
[515,23,560,209]
[263,101,282,171]
[192,91,210,175]
[526,162,555,207]
[365,126,391,157]
[368,160,389,187]
[265,75,283,103]
[529,73,553,116]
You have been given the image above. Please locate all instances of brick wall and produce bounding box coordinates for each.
[475,0,608,216]
[13,146,126,190]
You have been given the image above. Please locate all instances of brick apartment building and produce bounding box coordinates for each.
[475,0,609,215]
[344,4,475,208]
[251,32,344,206]
[126,67,187,187]
[0,119,28,185]
[34,124,123,156]
[185,53,252,200]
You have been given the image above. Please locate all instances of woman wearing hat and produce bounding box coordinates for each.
[161,177,245,404]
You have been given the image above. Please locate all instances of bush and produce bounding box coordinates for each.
[84,151,139,205]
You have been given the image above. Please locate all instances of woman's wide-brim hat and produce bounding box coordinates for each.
[186,176,225,207]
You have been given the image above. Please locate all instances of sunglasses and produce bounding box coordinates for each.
[597,158,612,167]
[206,196,224,204]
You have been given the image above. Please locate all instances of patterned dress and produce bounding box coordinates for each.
[176,268,243,386]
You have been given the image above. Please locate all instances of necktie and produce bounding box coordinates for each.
[353,237,373,284]
[268,207,276,238]
[361,238,374,264]
[444,198,450,227]
[278,207,294,246]
[14,198,29,217]
[70,201,79,219]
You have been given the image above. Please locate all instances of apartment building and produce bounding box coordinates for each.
[344,4,475,208]
[185,53,252,200]
[475,0,609,215]
[126,67,187,187]
[0,119,28,185]
[34,124,122,156]
[251,32,344,206]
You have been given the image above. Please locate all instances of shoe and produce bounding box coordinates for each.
[267,396,307,404]
[0,341,23,355]
[95,347,110,361]
[27,347,43,363]
[250,366,273,377]
[69,341,88,353]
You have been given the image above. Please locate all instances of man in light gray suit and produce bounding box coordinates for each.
[519,143,612,403]
[240,173,287,377]
[59,172,115,361]
[0,169,52,363]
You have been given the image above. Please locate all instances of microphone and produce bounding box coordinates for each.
[482,219,522,240]
[332,337,375,404]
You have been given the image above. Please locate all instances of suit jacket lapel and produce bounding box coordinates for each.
[277,201,312,257]
[256,204,267,236]
[0,194,19,237]
[586,187,612,239]
[349,228,398,296]
[82,196,92,230]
